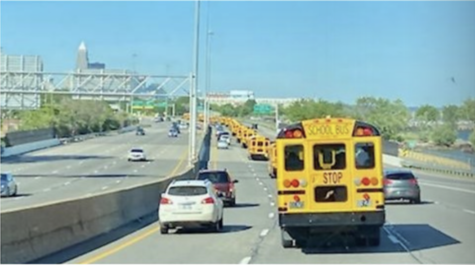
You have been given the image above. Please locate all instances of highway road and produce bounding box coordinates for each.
[63,125,475,264]
[0,121,190,212]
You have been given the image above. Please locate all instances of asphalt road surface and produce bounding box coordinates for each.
[1,122,191,212]
[65,126,475,264]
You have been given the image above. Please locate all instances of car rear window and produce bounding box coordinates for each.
[197,172,229,183]
[385,172,415,180]
[168,186,207,196]
[131,149,143,153]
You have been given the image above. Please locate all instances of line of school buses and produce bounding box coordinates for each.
[210,116,278,179]
[211,115,386,249]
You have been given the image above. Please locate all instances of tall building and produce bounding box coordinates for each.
[75,41,89,70]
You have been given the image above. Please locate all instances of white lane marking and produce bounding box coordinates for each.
[94,170,98,174]
[247,164,252,168]
[463,209,475,215]
[52,170,58,174]
[116,180,122,184]
[268,213,275,219]
[268,194,273,198]
[14,197,24,200]
[86,193,93,197]
[101,186,108,190]
[259,182,263,186]
[104,166,108,169]
[141,164,145,168]
[66,165,72,169]
[251,168,255,172]
[419,181,475,194]
[133,169,138,173]
[388,234,400,244]
[79,161,84,165]
[147,161,151,164]
[239,257,252,264]
[253,173,257,176]
[270,202,275,207]
[43,188,51,192]
[256,177,260,181]
[260,229,269,237]
[34,177,41,180]
[263,187,268,191]
[113,161,117,165]
[64,181,71,186]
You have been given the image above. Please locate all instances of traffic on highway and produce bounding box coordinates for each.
[1,1,474,264]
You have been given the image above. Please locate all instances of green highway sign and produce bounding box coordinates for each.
[253,104,274,115]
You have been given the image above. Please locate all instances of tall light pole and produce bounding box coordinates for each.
[204,2,213,131]
[189,0,200,167]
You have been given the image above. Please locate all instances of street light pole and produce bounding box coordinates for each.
[189,0,200,167]
[204,1,212,131]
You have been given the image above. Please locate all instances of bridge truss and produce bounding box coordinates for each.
[0,71,192,110]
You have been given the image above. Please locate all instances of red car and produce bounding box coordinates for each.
[196,169,238,206]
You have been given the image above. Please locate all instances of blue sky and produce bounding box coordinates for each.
[1,1,474,107]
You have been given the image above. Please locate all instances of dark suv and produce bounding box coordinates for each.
[136,127,145,135]
[196,169,238,206]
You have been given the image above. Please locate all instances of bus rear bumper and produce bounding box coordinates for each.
[279,211,385,228]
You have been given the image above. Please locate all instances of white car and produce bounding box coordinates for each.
[1,173,18,197]
[128,148,147,161]
[219,135,231,145]
[158,179,224,234]
[217,140,229,149]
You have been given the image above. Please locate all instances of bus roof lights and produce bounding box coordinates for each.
[354,126,374,137]
[284,129,304,138]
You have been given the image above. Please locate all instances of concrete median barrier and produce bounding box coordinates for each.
[0,128,210,264]
[0,139,61,158]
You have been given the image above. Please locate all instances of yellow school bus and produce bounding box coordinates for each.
[267,142,277,178]
[242,129,258,148]
[247,136,270,160]
[275,118,385,248]
[182,113,190,120]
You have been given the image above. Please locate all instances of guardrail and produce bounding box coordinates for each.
[1,126,138,158]
[398,149,474,177]
[0,126,212,264]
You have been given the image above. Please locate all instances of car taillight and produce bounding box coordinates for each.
[383,179,392,185]
[202,197,215,204]
[160,197,172,204]
[409,179,418,185]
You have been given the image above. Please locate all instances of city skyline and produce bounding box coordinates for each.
[1,1,474,107]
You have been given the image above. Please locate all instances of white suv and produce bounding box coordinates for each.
[158,179,224,234]
[128,148,146,161]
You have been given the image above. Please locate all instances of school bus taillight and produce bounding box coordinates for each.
[355,176,379,186]
[354,126,374,137]
[284,129,304,138]
[293,195,301,202]
[283,178,306,188]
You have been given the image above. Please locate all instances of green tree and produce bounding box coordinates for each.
[353,97,410,140]
[415,104,440,125]
[460,98,475,123]
[469,130,475,147]
[441,104,460,127]
[431,124,457,147]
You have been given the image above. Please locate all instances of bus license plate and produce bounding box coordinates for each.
[289,201,304,208]
[357,200,371,207]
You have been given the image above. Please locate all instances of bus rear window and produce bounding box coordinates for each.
[355,143,375,169]
[257,142,264,146]
[284,145,304,171]
[313,144,346,170]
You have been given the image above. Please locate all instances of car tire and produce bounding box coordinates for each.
[213,219,222,232]
[412,197,421,204]
[160,225,169,235]
[229,198,236,207]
